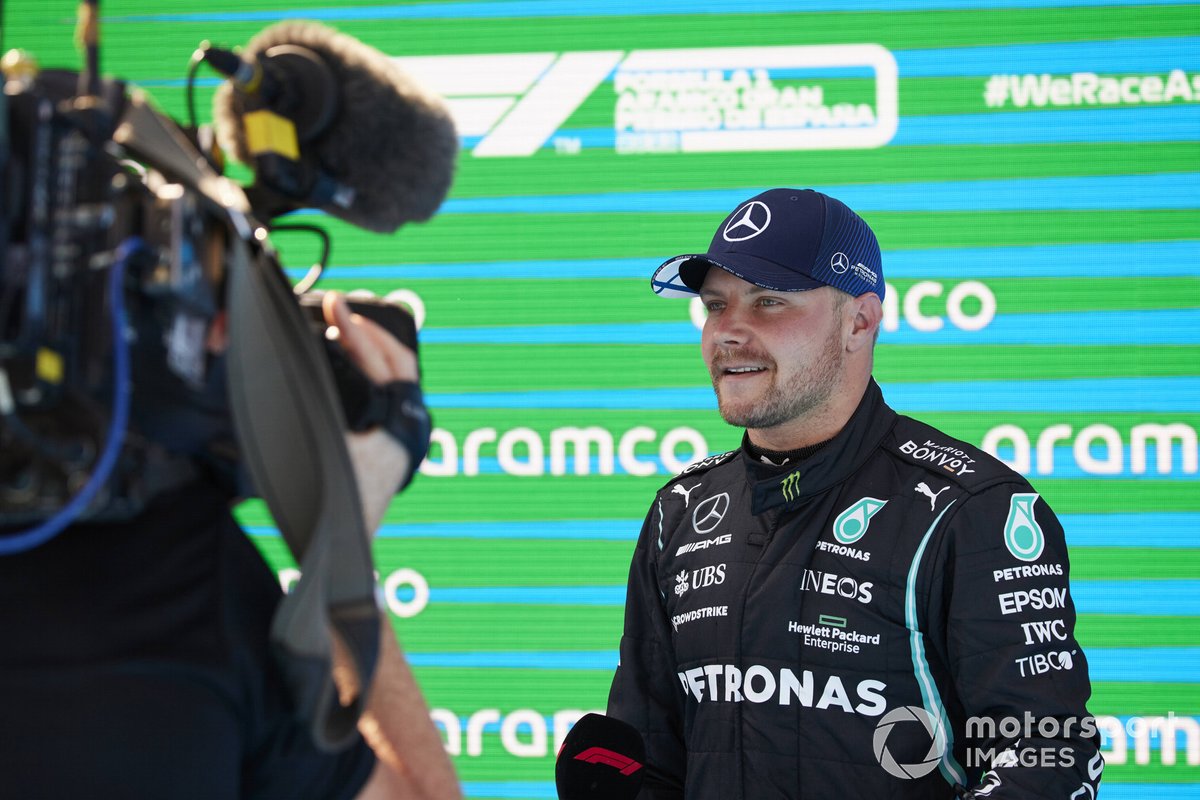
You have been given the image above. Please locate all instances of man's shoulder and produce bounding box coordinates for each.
[656,448,740,494]
[885,415,1028,493]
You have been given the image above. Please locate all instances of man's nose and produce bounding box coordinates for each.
[708,302,751,346]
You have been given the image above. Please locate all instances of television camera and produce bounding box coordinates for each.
[0,9,456,751]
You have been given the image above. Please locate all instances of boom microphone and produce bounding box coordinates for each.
[555,713,647,800]
[210,21,457,232]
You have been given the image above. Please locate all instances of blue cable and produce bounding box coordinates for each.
[0,243,135,555]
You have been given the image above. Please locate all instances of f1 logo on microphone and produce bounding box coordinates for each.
[573,747,644,776]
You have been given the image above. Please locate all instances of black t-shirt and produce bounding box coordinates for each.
[0,481,375,799]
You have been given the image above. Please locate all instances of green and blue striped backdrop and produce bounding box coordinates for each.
[5,1,1198,797]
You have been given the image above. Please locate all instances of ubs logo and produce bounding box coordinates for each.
[692,492,730,534]
[675,564,728,596]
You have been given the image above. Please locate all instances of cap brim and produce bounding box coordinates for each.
[650,253,825,298]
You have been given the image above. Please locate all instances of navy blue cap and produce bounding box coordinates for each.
[650,188,884,301]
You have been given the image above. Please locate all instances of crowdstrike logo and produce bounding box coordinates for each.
[722,201,772,242]
[872,705,948,780]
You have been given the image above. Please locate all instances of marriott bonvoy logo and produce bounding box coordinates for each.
[394,44,898,157]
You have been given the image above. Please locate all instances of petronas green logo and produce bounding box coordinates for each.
[833,497,888,544]
[1004,493,1045,562]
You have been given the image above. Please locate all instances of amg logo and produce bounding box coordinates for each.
[677,534,733,556]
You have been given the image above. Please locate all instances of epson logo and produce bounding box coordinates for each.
[800,568,874,604]
[676,534,733,556]
[677,664,886,716]
[998,587,1068,616]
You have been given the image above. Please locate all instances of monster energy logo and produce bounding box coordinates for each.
[781,471,803,502]
[1003,493,1045,562]
[833,498,888,544]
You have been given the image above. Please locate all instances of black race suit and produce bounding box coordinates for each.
[0,479,375,800]
[608,380,1102,799]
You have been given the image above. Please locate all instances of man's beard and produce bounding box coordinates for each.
[710,323,845,430]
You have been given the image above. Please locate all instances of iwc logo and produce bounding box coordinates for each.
[833,497,888,544]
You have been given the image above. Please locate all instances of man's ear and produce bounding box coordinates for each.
[846,293,882,353]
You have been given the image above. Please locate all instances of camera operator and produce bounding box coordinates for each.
[0,291,461,800]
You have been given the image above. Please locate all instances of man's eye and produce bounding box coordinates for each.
[705,301,725,312]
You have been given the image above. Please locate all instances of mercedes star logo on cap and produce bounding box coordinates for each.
[723,201,772,242]
[831,252,851,273]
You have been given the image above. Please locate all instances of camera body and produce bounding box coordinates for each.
[0,64,416,525]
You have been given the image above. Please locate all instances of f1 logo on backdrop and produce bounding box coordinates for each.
[394,44,899,157]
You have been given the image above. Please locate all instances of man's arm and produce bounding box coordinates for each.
[607,498,687,800]
[937,483,1103,798]
[323,292,462,800]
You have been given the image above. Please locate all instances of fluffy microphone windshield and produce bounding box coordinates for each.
[213,21,457,233]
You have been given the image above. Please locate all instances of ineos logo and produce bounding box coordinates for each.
[692,492,730,534]
[831,252,850,274]
[722,202,771,242]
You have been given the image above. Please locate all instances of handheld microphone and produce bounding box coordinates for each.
[555,713,647,800]
[209,21,457,232]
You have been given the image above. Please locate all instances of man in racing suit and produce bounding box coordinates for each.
[607,189,1103,799]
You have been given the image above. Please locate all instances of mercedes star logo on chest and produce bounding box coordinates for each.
[692,492,731,534]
